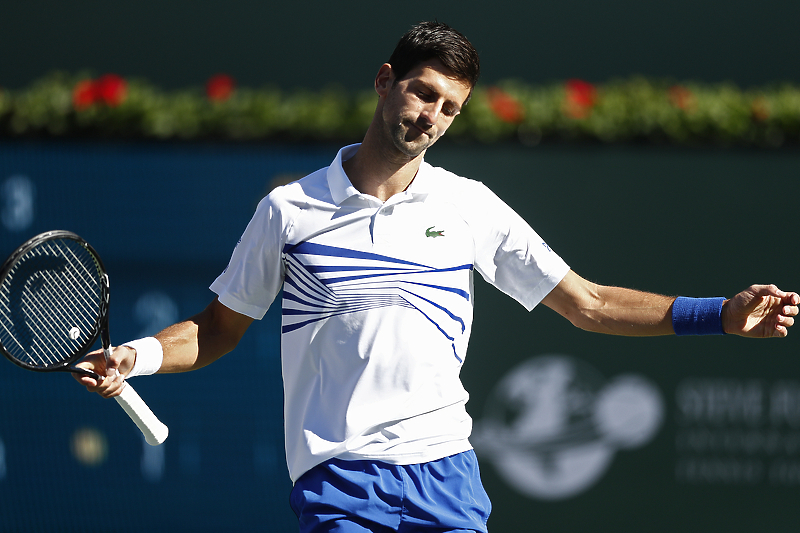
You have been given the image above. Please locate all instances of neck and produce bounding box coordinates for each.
[342,127,424,203]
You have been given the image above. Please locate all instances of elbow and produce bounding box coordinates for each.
[564,309,605,334]
[559,294,615,334]
[193,302,250,367]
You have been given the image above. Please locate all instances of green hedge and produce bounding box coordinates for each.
[1,72,799,147]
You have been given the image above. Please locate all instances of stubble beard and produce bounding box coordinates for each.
[387,119,438,158]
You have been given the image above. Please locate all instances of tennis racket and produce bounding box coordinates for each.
[0,230,168,445]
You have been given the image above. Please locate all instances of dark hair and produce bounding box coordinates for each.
[388,21,480,90]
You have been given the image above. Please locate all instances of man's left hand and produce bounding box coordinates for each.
[723,285,800,337]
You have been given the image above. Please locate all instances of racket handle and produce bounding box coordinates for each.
[114,383,169,446]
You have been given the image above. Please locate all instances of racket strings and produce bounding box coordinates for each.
[5,253,78,365]
[24,241,102,363]
[39,241,102,328]
[14,245,90,364]
[17,261,95,365]
[0,238,104,369]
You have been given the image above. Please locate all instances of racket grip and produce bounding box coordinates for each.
[114,383,169,446]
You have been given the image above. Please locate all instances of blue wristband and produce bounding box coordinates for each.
[672,296,727,336]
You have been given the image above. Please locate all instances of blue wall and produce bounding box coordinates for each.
[1,140,799,532]
[0,141,340,532]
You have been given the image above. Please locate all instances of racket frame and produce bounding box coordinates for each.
[0,230,169,445]
[0,230,109,377]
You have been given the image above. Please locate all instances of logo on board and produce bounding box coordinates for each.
[472,354,664,500]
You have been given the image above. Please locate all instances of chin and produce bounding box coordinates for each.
[395,142,428,158]
[396,132,438,157]
[384,119,439,158]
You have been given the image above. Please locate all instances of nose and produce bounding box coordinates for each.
[419,100,444,127]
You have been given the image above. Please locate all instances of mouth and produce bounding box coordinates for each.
[406,120,433,139]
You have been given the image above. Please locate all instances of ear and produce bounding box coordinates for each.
[375,63,395,97]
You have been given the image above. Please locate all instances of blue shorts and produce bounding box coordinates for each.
[290,450,492,533]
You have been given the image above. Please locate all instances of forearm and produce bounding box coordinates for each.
[569,283,676,336]
[547,272,799,339]
[126,298,252,375]
[155,300,250,373]
[77,298,252,398]
[544,271,676,336]
[154,318,221,373]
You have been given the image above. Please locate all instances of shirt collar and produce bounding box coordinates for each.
[327,143,431,206]
[328,144,363,205]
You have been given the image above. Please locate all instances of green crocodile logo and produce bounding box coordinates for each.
[425,226,445,238]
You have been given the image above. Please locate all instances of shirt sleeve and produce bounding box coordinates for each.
[209,191,290,319]
[461,181,570,311]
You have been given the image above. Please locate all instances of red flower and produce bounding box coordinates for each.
[668,85,696,112]
[72,74,128,110]
[95,74,127,107]
[486,87,525,123]
[73,79,98,110]
[206,74,235,102]
[563,79,597,119]
[750,96,770,122]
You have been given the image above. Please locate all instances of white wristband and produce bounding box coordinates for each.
[123,337,163,378]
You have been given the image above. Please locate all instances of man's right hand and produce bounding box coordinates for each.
[73,345,136,399]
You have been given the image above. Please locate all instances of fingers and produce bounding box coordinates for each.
[774,313,794,336]
[749,284,798,308]
[107,345,136,378]
[72,348,106,389]
[732,285,799,338]
[73,346,133,398]
[72,370,101,389]
[749,284,788,299]
[775,289,800,309]
[77,367,126,398]
[769,287,799,338]
[775,289,799,336]
[98,369,127,398]
[95,346,136,398]
[774,321,792,337]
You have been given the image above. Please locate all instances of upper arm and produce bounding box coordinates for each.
[200,298,255,350]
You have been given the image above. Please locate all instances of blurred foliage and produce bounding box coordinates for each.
[1,72,799,147]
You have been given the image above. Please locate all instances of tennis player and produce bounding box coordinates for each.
[77,21,799,533]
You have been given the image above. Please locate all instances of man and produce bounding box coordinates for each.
[78,21,798,533]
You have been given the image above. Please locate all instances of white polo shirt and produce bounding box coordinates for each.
[210,144,570,482]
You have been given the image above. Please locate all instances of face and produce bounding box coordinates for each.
[377,59,472,158]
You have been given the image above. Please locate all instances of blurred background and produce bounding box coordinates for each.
[1,1,799,532]
[4,0,800,90]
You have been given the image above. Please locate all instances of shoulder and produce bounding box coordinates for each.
[419,161,491,200]
[266,167,328,203]
[260,167,331,212]
[419,162,527,229]
[244,167,330,239]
